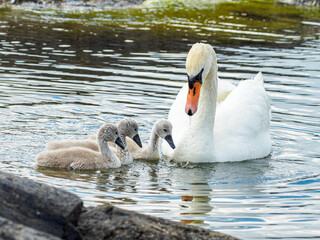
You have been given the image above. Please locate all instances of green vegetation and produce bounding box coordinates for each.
[0,0,319,46]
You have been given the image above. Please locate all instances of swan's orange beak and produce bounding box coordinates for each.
[185,82,202,116]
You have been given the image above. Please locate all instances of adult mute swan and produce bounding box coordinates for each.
[36,123,125,169]
[161,43,271,163]
[125,119,176,161]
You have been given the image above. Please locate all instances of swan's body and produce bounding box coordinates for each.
[125,119,176,161]
[36,123,124,169]
[47,118,142,165]
[162,43,271,163]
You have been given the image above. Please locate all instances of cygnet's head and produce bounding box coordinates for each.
[185,43,217,116]
[98,123,125,149]
[155,119,175,149]
[118,118,142,148]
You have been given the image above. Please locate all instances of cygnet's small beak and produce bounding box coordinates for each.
[115,137,125,150]
[133,134,142,148]
[165,134,176,149]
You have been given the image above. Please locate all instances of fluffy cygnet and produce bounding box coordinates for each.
[36,123,124,170]
[126,119,175,161]
[47,118,142,165]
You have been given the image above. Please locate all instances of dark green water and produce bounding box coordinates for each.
[0,1,320,239]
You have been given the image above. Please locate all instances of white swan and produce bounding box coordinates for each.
[36,123,125,169]
[162,43,271,163]
[47,118,142,165]
[125,119,176,161]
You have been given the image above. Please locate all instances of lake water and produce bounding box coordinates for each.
[0,1,320,239]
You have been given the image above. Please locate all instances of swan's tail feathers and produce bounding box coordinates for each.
[253,71,264,85]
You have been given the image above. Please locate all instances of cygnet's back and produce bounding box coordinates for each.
[47,139,99,151]
[36,123,124,170]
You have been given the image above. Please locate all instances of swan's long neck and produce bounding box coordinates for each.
[98,138,120,167]
[189,62,218,137]
[173,59,218,162]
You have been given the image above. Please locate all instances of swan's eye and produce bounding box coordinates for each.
[134,128,137,132]
[194,68,204,82]
[115,132,118,135]
[164,129,167,132]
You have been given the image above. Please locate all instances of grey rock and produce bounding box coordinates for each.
[78,206,240,240]
[0,216,61,240]
[0,171,83,240]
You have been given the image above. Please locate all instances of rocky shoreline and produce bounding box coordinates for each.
[0,171,239,240]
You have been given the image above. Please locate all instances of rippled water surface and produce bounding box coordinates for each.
[1,1,320,239]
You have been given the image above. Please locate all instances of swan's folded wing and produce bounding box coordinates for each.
[217,77,236,104]
[214,74,271,161]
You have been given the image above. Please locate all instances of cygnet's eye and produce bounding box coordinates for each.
[134,128,137,132]
[163,129,167,132]
[115,131,118,135]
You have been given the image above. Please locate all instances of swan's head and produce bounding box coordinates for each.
[98,123,125,149]
[185,43,216,116]
[118,118,142,148]
[155,119,175,149]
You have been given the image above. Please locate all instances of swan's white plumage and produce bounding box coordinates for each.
[161,43,271,162]
[213,72,271,161]
[217,77,236,103]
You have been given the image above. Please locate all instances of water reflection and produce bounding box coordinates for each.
[173,167,214,226]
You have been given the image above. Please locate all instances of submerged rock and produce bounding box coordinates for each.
[0,171,239,240]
